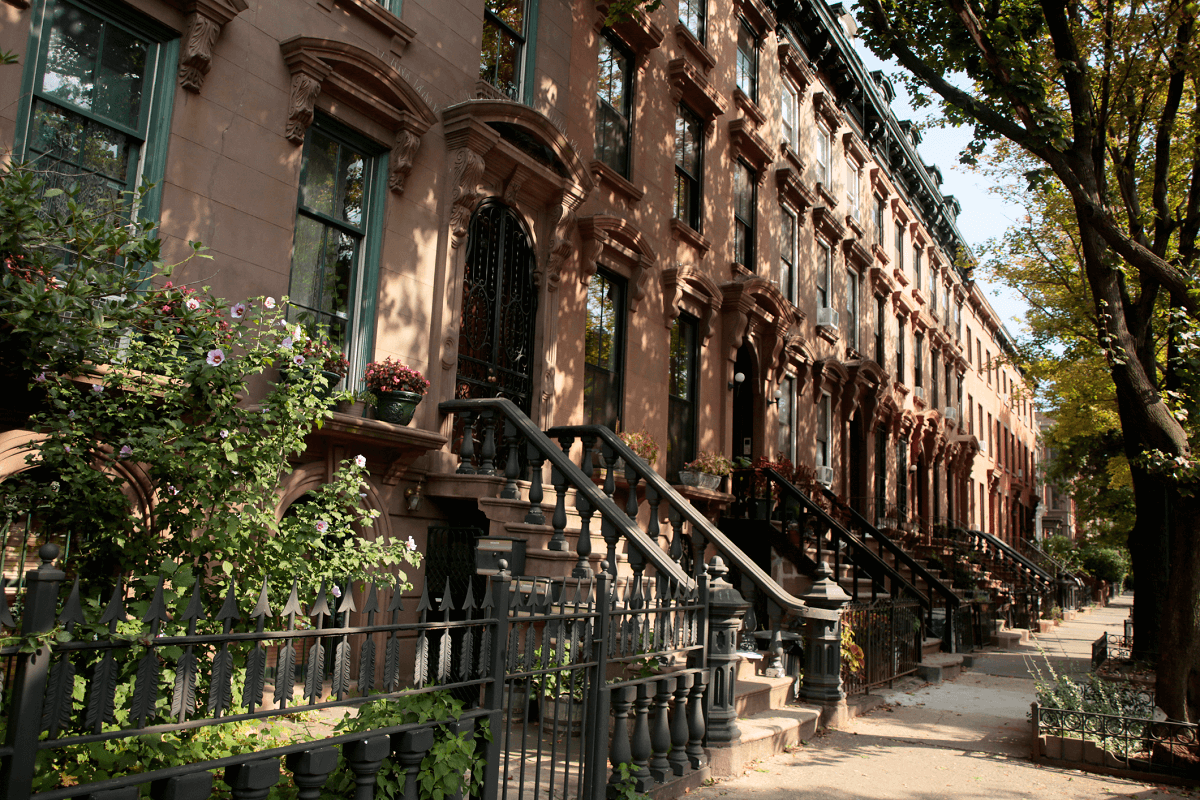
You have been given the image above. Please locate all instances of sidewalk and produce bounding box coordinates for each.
[687,595,1194,800]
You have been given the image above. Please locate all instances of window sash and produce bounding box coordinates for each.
[667,316,699,480]
[733,160,755,268]
[894,225,904,272]
[846,269,858,351]
[781,208,796,303]
[595,35,632,176]
[735,19,757,101]
[816,393,831,467]
[481,1,527,99]
[897,319,906,382]
[673,105,702,229]
[679,0,705,43]
[875,295,886,364]
[816,123,830,184]
[781,79,796,149]
[845,157,860,219]
[816,241,830,307]
[584,270,626,429]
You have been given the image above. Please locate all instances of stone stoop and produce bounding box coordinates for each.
[916,652,964,683]
[921,637,943,657]
[992,628,1032,649]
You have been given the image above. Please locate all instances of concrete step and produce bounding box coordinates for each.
[734,673,795,718]
[921,637,943,657]
[992,628,1031,649]
[917,652,965,683]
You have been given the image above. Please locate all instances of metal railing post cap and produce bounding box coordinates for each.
[705,557,748,609]
[801,562,851,610]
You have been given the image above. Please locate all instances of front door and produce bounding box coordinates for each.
[731,344,755,459]
[456,201,538,414]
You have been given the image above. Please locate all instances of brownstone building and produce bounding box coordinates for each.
[0,0,1039,581]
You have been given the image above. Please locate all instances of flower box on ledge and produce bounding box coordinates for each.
[679,470,722,491]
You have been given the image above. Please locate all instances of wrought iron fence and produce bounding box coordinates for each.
[1092,631,1133,669]
[842,598,921,696]
[1033,702,1200,779]
[0,542,713,800]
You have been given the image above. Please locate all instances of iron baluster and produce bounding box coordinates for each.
[357,582,380,696]
[574,433,596,578]
[345,736,391,800]
[629,682,653,790]
[686,671,707,769]
[477,409,497,475]
[649,677,672,781]
[669,674,690,776]
[225,758,280,800]
[607,686,633,790]
[524,445,547,525]
[547,436,571,551]
[457,410,477,474]
[286,748,339,800]
[395,729,435,800]
[501,419,520,499]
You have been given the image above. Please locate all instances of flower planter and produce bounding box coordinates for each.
[373,389,423,425]
[679,471,723,491]
[543,694,584,735]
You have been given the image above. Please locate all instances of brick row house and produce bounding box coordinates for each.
[0,0,1040,587]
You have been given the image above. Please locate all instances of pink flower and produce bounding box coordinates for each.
[331,584,342,598]
[168,485,179,496]
[63,444,71,453]
[34,371,46,383]
[264,297,277,309]
[118,445,132,459]
[355,454,367,468]
[281,337,294,350]
[231,302,246,319]
[293,355,306,366]
[220,429,229,438]
[92,384,104,393]
[161,304,172,314]
[315,520,329,533]
[206,349,226,366]
[185,297,200,311]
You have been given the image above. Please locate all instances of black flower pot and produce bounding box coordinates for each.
[373,389,423,425]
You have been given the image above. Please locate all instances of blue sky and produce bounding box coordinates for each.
[857,47,1031,333]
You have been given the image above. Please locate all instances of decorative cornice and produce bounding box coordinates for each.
[674,23,716,72]
[812,92,844,131]
[843,238,873,272]
[670,218,712,256]
[776,165,816,214]
[178,0,248,93]
[663,265,722,343]
[812,205,846,243]
[329,0,415,58]
[777,40,812,92]
[729,119,773,180]
[577,214,656,311]
[668,58,726,122]
[735,0,776,36]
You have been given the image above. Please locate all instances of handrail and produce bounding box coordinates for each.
[1021,539,1082,585]
[821,487,960,611]
[755,468,927,607]
[545,425,810,619]
[440,400,691,586]
[964,528,1053,585]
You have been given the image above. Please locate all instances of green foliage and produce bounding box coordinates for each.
[322,692,488,800]
[1081,547,1129,585]
[608,762,650,800]
[1030,653,1153,755]
[0,162,420,595]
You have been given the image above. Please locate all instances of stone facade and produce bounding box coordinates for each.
[0,0,1039,573]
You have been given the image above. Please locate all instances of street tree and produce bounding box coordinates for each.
[857,0,1200,718]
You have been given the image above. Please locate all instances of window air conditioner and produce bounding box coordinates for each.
[913,386,925,400]
[815,465,834,487]
[978,439,987,453]
[944,406,957,421]
[1018,469,1025,478]
[816,307,839,329]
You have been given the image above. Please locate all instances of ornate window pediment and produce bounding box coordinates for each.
[280,37,437,195]
[178,0,249,92]
[663,265,722,344]
[578,215,656,312]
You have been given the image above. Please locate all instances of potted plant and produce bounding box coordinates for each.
[619,428,659,469]
[680,451,733,490]
[364,357,429,425]
[279,334,348,402]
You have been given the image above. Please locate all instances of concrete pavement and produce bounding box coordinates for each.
[686,595,1197,800]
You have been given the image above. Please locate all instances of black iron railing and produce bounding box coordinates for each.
[842,598,922,695]
[1033,702,1199,779]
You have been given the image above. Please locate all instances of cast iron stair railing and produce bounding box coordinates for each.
[1020,538,1083,611]
[439,403,812,678]
[544,425,813,676]
[725,467,954,651]
[439,399,691,587]
[951,527,1054,628]
[819,487,964,651]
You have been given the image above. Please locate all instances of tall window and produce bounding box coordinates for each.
[733,159,755,268]
[913,246,923,289]
[946,359,954,412]
[967,394,974,434]
[289,121,382,378]
[481,0,527,99]
[896,317,906,383]
[914,333,924,391]
[584,270,626,429]
[735,19,757,101]
[874,427,887,521]
[955,300,963,340]
[845,157,860,220]
[846,268,859,351]
[816,122,831,185]
[780,208,796,303]
[943,285,951,329]
[777,376,795,461]
[781,78,798,150]
[816,392,831,468]
[896,435,909,514]
[874,294,886,364]
[967,327,973,362]
[894,224,904,272]
[873,195,886,247]
[667,315,699,480]
[21,0,176,222]
[679,0,705,42]
[595,34,632,177]
[930,355,939,408]
[929,269,938,320]
[674,105,702,230]
[816,240,831,308]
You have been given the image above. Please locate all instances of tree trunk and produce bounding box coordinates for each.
[1158,488,1200,721]
[1126,443,1169,661]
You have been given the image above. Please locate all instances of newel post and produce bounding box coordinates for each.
[800,562,851,706]
[703,557,748,745]
[1,543,66,800]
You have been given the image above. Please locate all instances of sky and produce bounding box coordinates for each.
[856,47,1032,335]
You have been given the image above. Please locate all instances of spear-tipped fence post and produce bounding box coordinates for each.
[1,543,65,800]
[481,559,512,800]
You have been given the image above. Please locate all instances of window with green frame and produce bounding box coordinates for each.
[667,314,698,481]
[288,119,386,384]
[17,0,178,225]
[584,269,626,429]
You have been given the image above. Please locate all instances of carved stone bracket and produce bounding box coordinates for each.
[280,37,438,149]
[178,0,249,93]
[668,58,726,124]
[777,165,816,215]
[547,189,586,291]
[388,114,428,195]
[729,118,773,182]
[663,265,721,343]
[721,276,799,368]
[577,214,656,310]
[448,147,490,249]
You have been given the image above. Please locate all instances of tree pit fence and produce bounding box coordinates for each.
[842,598,921,696]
